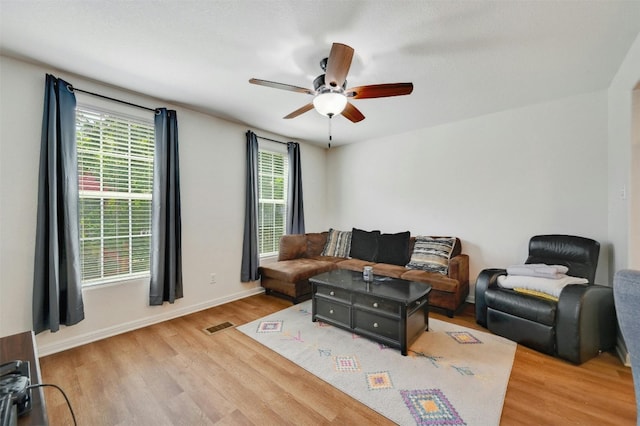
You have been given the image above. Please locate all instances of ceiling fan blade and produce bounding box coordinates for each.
[346,83,414,99]
[249,78,314,95]
[341,102,365,123]
[325,43,354,89]
[284,103,315,119]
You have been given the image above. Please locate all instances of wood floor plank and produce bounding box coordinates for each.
[38,294,635,425]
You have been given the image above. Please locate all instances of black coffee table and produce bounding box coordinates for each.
[310,269,431,355]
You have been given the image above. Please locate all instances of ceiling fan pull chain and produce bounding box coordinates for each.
[328,113,333,149]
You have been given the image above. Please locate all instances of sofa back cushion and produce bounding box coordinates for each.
[277,234,307,261]
[349,228,380,261]
[306,232,328,257]
[377,231,411,265]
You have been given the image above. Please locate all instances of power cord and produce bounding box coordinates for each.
[27,383,77,426]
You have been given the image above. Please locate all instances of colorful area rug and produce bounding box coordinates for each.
[237,300,516,425]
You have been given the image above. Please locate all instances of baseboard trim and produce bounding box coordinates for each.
[616,335,631,367]
[37,288,265,357]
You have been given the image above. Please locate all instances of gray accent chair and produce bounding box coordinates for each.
[613,269,640,424]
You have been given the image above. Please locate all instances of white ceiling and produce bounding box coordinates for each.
[1,1,640,147]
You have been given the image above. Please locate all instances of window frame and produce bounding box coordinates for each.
[257,142,288,259]
[75,99,155,287]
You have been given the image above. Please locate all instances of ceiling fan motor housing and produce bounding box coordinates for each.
[313,74,346,94]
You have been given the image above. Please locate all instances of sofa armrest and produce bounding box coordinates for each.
[475,268,507,327]
[556,284,616,364]
[448,254,469,285]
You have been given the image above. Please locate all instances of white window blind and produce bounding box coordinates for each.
[258,149,288,256]
[76,106,154,285]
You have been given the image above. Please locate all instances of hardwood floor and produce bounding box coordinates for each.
[38,294,635,425]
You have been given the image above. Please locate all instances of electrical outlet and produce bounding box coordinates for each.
[210,273,216,285]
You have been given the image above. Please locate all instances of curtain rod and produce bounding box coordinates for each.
[72,87,157,113]
[257,135,288,145]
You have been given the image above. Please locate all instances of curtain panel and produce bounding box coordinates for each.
[286,142,305,234]
[241,131,260,282]
[33,74,85,334]
[149,108,183,305]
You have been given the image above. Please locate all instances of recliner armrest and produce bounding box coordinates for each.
[556,284,616,364]
[475,268,507,327]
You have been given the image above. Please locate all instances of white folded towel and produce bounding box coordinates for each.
[506,264,569,279]
[497,274,588,298]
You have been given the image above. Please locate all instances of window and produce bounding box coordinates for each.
[258,149,288,256]
[76,105,154,285]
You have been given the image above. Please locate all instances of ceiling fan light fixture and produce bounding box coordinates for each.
[313,92,347,117]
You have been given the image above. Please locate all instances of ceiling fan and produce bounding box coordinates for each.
[249,42,413,123]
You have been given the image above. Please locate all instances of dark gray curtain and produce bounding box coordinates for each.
[241,131,260,282]
[33,74,84,334]
[150,108,183,305]
[286,142,305,234]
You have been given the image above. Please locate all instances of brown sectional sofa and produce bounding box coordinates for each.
[259,231,470,317]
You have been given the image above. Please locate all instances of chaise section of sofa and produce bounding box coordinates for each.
[259,231,470,316]
[259,233,339,303]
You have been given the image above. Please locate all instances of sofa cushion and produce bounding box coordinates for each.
[260,258,337,283]
[377,231,411,265]
[309,255,347,263]
[321,229,352,257]
[349,228,380,261]
[406,236,456,275]
[401,269,459,293]
[372,263,407,279]
[337,258,375,272]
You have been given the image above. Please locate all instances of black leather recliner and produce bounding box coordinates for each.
[475,234,616,364]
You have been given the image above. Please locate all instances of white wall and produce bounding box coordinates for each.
[326,91,610,294]
[0,55,328,354]
[608,33,640,274]
[630,88,640,269]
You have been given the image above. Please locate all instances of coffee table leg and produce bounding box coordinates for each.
[311,283,317,322]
